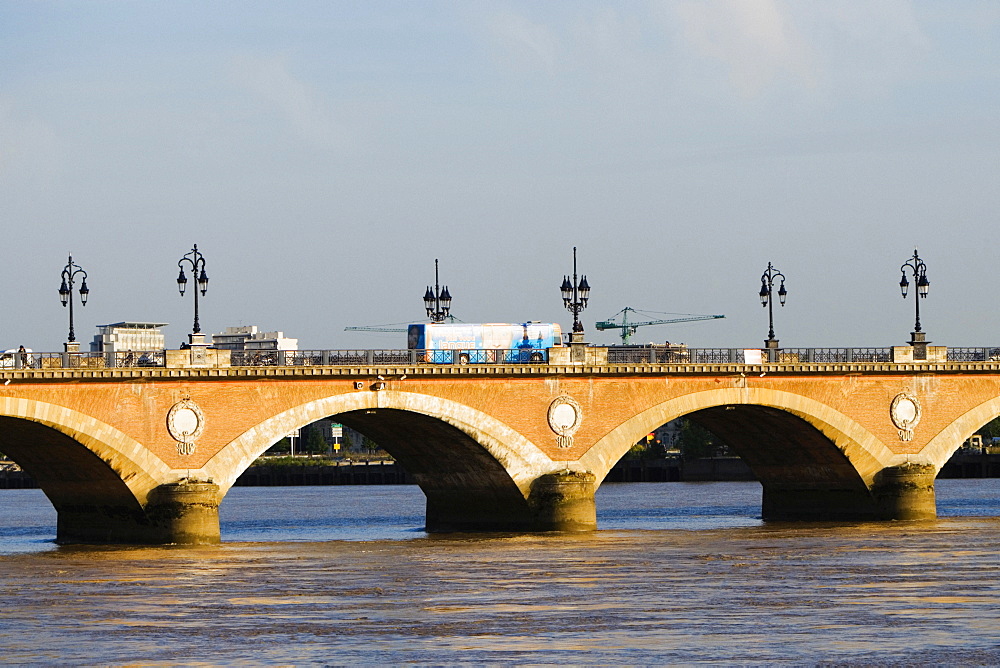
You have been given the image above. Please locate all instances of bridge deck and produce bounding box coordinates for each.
[5,360,1000,381]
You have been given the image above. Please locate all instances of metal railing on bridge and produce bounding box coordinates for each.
[605,347,895,364]
[6,351,167,370]
[946,348,1000,362]
[230,348,550,367]
[9,346,1000,370]
[606,348,746,364]
[774,348,894,363]
[6,348,550,369]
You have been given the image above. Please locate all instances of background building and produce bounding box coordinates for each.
[210,325,298,351]
[90,322,168,352]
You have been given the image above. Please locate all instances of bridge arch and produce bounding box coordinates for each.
[579,387,900,520]
[207,389,562,531]
[920,395,1000,468]
[0,396,179,542]
[0,397,173,498]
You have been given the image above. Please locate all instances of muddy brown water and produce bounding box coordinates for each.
[2,480,999,664]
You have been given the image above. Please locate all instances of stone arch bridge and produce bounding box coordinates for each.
[2,347,999,544]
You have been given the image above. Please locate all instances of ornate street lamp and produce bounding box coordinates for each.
[177,244,209,342]
[759,262,787,349]
[58,254,89,349]
[561,247,590,340]
[423,259,452,323]
[899,248,930,358]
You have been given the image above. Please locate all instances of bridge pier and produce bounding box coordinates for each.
[760,464,938,522]
[424,486,530,532]
[528,471,597,532]
[423,471,597,533]
[145,481,221,544]
[56,505,151,544]
[761,484,880,521]
[871,464,937,520]
[56,480,221,544]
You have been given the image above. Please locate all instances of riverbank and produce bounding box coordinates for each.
[234,458,413,486]
[0,453,997,489]
[609,452,1000,482]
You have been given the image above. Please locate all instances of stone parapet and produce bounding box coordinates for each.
[165,348,232,369]
[549,345,607,365]
[548,346,570,365]
[892,346,947,363]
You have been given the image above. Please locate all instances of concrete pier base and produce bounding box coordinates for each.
[528,471,597,532]
[145,481,221,544]
[424,487,532,532]
[57,506,151,544]
[761,485,879,521]
[55,480,221,544]
[423,471,596,532]
[872,464,937,520]
[762,465,938,522]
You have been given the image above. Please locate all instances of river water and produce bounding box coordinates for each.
[2,480,1000,665]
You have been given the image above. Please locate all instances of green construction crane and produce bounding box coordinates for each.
[595,307,725,344]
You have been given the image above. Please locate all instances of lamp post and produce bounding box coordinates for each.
[58,254,90,352]
[423,259,452,323]
[759,262,787,350]
[561,246,591,343]
[177,244,209,345]
[899,248,930,359]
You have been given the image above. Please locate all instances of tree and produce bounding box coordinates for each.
[978,416,1000,440]
[675,419,720,461]
[626,435,667,460]
[305,426,328,455]
[266,437,291,455]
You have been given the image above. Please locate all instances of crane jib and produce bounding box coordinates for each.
[596,308,725,344]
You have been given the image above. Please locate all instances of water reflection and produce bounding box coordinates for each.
[2,479,1000,548]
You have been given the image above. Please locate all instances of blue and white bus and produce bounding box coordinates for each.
[407,322,563,363]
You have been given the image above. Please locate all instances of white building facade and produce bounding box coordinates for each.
[90,322,168,352]
[210,326,298,351]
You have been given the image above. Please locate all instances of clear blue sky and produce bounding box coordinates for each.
[2,1,998,351]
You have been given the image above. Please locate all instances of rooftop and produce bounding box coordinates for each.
[97,322,169,330]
